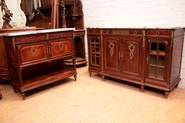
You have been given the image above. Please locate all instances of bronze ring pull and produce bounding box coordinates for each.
[106,30,109,34]
[134,31,137,35]
[30,36,34,41]
[92,30,95,33]
[58,42,64,51]
[60,33,63,37]
[156,31,160,36]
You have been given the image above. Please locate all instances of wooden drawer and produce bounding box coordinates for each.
[48,31,73,39]
[50,38,73,58]
[18,42,48,64]
[14,34,46,43]
[147,29,171,37]
[87,29,101,34]
[102,29,143,36]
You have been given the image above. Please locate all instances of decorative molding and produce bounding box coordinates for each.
[108,40,114,57]
[128,42,135,60]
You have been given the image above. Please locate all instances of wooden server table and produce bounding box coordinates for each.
[2,28,77,99]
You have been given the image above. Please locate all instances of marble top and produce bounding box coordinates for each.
[0,28,75,36]
[86,26,185,29]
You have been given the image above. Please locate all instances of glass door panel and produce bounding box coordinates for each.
[148,42,166,79]
[90,37,100,66]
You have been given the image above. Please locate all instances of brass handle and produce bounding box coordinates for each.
[58,42,64,51]
[30,46,37,56]
[120,51,123,60]
[133,31,137,35]
[156,31,160,36]
[30,36,34,41]
[146,54,149,64]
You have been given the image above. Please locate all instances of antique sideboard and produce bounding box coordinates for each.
[87,27,184,98]
[2,28,77,99]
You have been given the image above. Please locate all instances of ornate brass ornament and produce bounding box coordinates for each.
[108,41,114,57]
[30,46,37,56]
[58,42,64,51]
[128,42,135,60]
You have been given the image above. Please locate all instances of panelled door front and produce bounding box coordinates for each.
[103,36,120,75]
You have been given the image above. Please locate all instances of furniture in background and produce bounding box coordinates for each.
[21,0,86,66]
[2,28,77,99]
[87,28,184,98]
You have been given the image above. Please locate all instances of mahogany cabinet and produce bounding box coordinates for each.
[3,28,77,99]
[87,28,184,97]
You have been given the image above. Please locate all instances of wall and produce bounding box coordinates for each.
[82,0,185,88]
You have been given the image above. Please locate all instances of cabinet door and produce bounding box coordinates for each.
[145,39,171,86]
[121,37,144,81]
[18,42,48,65]
[88,35,101,69]
[50,38,73,59]
[103,36,120,74]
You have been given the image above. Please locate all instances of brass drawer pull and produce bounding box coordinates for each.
[30,36,34,41]
[60,33,63,37]
[106,30,109,34]
[156,31,160,36]
[134,31,137,35]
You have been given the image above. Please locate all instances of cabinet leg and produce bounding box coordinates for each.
[13,87,18,93]
[21,92,26,100]
[140,85,144,92]
[89,71,92,76]
[74,74,77,81]
[164,92,169,99]
[102,76,105,81]
[0,92,2,100]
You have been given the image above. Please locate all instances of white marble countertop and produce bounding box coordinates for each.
[0,28,75,36]
[86,26,185,29]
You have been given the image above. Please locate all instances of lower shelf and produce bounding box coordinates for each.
[64,57,87,66]
[12,68,77,99]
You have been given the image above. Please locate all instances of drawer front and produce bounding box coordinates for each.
[50,38,73,58]
[14,34,46,43]
[87,29,101,34]
[102,29,144,36]
[48,31,73,39]
[18,42,48,64]
[147,29,171,37]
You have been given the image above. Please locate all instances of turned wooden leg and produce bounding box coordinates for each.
[13,87,18,93]
[0,92,2,100]
[89,71,92,77]
[74,74,77,81]
[102,75,105,81]
[175,84,179,88]
[164,92,169,99]
[140,85,144,92]
[21,92,26,100]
